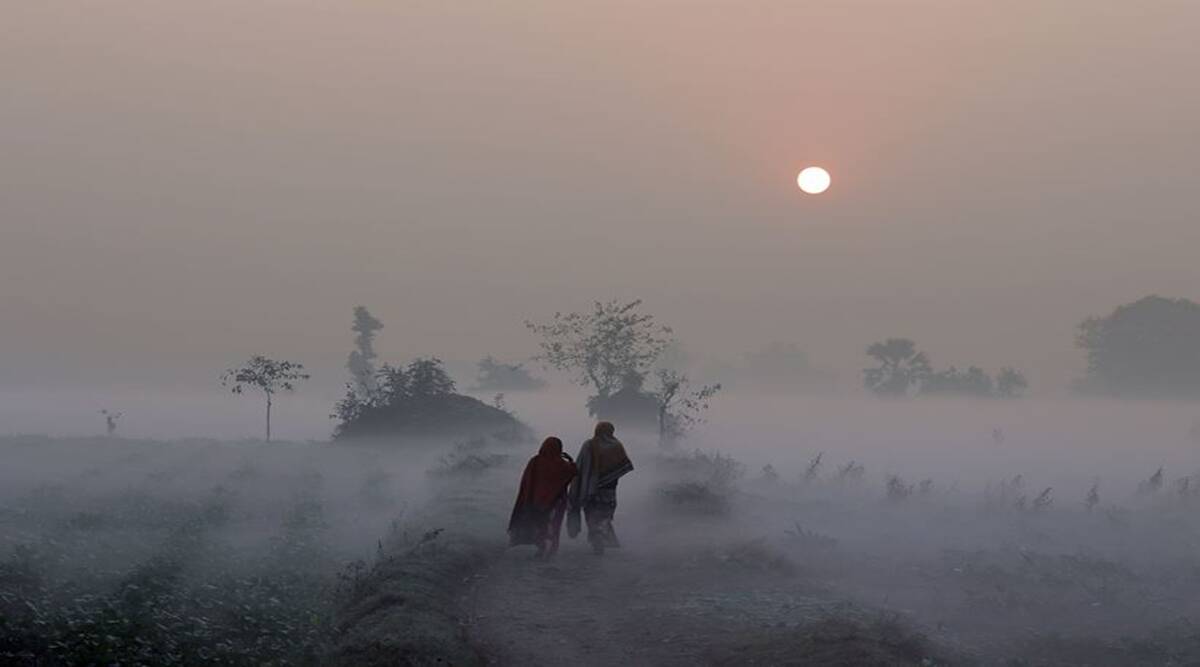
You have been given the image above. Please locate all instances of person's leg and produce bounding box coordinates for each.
[584,504,606,555]
[546,498,567,557]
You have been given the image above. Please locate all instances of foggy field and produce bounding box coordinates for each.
[3,396,1199,665]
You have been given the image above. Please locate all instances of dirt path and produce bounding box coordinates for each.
[466,536,860,666]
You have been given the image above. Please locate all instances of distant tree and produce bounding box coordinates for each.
[331,357,527,441]
[740,342,833,392]
[995,367,1029,398]
[346,306,384,400]
[585,369,659,426]
[526,299,673,403]
[222,355,309,442]
[650,368,721,448]
[863,338,931,396]
[407,357,457,397]
[921,365,994,397]
[1076,295,1200,397]
[99,409,122,437]
[472,356,547,392]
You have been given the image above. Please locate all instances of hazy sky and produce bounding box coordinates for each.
[4,1,1199,392]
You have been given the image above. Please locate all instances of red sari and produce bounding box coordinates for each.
[508,437,577,555]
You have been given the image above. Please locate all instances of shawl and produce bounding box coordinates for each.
[568,423,634,513]
[508,437,577,544]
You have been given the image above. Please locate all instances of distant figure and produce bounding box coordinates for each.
[508,437,577,559]
[100,410,122,437]
[992,427,1005,445]
[568,421,634,555]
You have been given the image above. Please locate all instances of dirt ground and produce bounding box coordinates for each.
[466,523,941,666]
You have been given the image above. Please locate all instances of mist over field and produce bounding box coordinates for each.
[5,1,1200,665]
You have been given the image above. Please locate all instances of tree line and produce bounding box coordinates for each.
[217,294,1200,440]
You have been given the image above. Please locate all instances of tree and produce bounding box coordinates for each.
[99,409,122,437]
[472,356,547,392]
[407,357,457,397]
[526,299,673,402]
[331,357,528,441]
[222,356,309,442]
[346,306,384,399]
[863,338,931,396]
[995,367,1029,398]
[1076,295,1200,397]
[921,365,994,397]
[650,368,721,448]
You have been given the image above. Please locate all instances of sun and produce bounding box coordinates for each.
[797,166,831,194]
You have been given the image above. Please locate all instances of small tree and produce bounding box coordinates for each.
[995,367,1029,398]
[651,368,721,448]
[863,338,931,396]
[222,355,310,442]
[473,356,546,392]
[347,306,384,400]
[99,409,122,437]
[526,299,673,403]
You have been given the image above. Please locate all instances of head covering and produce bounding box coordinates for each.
[595,421,616,439]
[508,437,578,546]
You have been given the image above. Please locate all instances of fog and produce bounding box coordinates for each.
[5,1,1200,664]
[5,1,1200,397]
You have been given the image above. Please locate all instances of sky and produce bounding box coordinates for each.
[3,1,1200,396]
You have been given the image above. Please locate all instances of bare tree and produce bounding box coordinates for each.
[222,356,310,442]
[525,299,673,402]
[650,368,721,448]
[99,409,122,437]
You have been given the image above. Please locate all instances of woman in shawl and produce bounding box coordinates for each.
[508,437,578,558]
[567,422,634,555]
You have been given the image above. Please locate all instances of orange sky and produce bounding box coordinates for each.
[3,1,1199,392]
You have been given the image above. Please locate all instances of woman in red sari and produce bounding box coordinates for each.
[508,437,577,558]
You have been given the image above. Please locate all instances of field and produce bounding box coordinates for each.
[3,397,1200,665]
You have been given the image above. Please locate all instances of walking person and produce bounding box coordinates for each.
[567,422,634,555]
[508,437,577,559]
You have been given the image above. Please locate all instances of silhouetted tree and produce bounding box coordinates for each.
[222,356,309,442]
[331,357,527,440]
[1076,295,1200,397]
[472,356,546,392]
[650,369,721,448]
[99,409,122,437]
[526,299,673,403]
[407,357,456,397]
[863,338,931,396]
[995,367,1029,398]
[922,366,994,397]
[347,306,384,399]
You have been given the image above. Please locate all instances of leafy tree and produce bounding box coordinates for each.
[472,356,547,392]
[222,356,309,442]
[407,357,456,397]
[584,369,659,426]
[650,368,721,448]
[863,338,931,396]
[331,357,526,440]
[346,306,384,399]
[995,367,1029,398]
[922,365,995,397]
[1077,295,1200,397]
[526,299,673,402]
